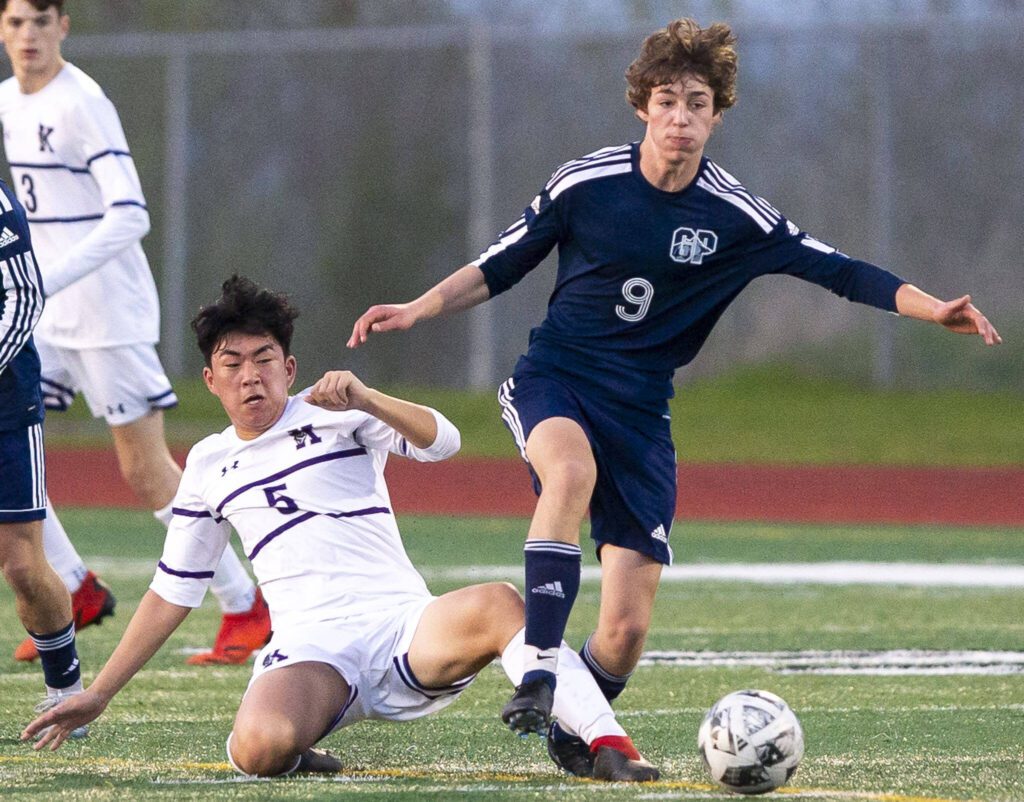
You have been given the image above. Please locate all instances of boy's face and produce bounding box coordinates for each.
[637,73,721,163]
[203,331,297,441]
[0,1,68,87]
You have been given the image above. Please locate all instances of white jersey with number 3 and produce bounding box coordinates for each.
[150,394,461,630]
[0,63,158,347]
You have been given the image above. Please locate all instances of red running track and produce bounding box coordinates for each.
[45,449,1023,527]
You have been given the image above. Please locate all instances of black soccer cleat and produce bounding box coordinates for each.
[500,678,553,736]
[295,747,342,774]
[592,746,660,783]
[546,722,595,777]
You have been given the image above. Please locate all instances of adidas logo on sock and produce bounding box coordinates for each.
[649,524,668,543]
[0,227,20,248]
[531,580,565,598]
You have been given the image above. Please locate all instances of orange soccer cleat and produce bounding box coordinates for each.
[186,588,271,666]
[14,571,117,662]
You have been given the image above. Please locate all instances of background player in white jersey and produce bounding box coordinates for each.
[0,177,86,735]
[0,0,269,665]
[349,17,1001,777]
[24,275,658,782]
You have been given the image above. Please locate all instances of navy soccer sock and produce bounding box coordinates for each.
[30,621,81,691]
[580,635,631,701]
[521,540,582,691]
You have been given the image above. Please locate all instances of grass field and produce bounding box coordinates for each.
[42,364,1024,465]
[2,510,1022,801]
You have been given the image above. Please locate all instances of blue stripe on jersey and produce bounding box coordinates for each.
[157,560,215,579]
[172,507,215,519]
[110,200,148,210]
[85,149,131,166]
[327,506,390,520]
[248,511,318,560]
[8,161,90,174]
[28,213,104,224]
[146,388,176,403]
[214,447,368,513]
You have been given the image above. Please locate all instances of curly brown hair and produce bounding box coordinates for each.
[625,18,738,114]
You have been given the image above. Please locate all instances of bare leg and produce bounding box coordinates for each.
[0,520,72,633]
[229,662,348,776]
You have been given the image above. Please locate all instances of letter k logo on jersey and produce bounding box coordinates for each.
[38,124,55,153]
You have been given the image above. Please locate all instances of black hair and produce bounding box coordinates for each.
[191,275,299,366]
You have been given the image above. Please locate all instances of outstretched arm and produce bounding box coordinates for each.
[347,263,489,348]
[895,284,1002,345]
[21,591,191,750]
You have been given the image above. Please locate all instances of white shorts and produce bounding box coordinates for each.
[36,341,178,426]
[248,597,477,739]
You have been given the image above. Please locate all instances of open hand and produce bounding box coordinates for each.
[21,691,107,751]
[933,295,1002,345]
[347,303,418,349]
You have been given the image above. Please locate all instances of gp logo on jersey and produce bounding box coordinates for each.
[670,227,718,265]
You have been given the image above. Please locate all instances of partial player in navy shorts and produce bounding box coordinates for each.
[498,360,675,566]
[0,423,46,524]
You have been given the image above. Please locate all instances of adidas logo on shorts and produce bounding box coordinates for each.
[650,524,668,543]
[0,227,20,248]
[531,581,565,598]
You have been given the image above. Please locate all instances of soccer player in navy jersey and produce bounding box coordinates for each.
[0,177,86,736]
[349,18,1001,776]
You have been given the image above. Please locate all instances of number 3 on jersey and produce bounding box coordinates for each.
[616,277,653,322]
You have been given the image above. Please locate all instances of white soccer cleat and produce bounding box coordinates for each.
[34,690,90,740]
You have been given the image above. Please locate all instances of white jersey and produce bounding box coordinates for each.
[150,394,461,630]
[0,63,159,348]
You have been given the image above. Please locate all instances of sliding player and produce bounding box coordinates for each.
[348,17,1001,777]
[23,275,659,782]
[0,0,269,664]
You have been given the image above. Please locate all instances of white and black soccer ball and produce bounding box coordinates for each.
[697,689,804,795]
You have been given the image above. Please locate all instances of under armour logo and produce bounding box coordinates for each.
[670,227,718,265]
[221,460,239,477]
[38,124,54,153]
[288,424,322,450]
[262,649,288,667]
[105,402,126,416]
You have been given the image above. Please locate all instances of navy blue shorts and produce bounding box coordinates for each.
[498,364,675,565]
[0,423,46,523]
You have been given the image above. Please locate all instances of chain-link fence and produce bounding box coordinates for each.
[4,14,1020,391]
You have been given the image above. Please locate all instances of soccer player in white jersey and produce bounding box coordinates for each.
[0,0,270,665]
[349,18,1001,777]
[23,275,659,783]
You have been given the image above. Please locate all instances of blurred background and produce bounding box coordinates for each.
[2,0,1020,393]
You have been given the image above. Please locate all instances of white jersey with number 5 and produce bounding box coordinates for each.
[150,394,461,630]
[0,62,158,348]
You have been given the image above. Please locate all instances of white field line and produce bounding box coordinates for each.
[639,649,1024,675]
[87,558,1024,587]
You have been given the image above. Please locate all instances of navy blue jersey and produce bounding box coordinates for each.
[475,142,905,409]
[0,179,45,431]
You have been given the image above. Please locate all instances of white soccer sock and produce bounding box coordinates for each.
[42,502,88,593]
[210,547,257,614]
[500,628,626,744]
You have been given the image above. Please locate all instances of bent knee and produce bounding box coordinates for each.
[230,720,304,777]
[537,456,596,500]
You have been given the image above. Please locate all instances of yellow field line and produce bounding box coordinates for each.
[0,754,981,801]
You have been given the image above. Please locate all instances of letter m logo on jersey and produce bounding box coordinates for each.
[670,227,718,265]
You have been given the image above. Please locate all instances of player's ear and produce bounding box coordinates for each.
[285,354,297,388]
[202,366,217,395]
[59,12,69,41]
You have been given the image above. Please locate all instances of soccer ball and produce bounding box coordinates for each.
[697,689,804,795]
